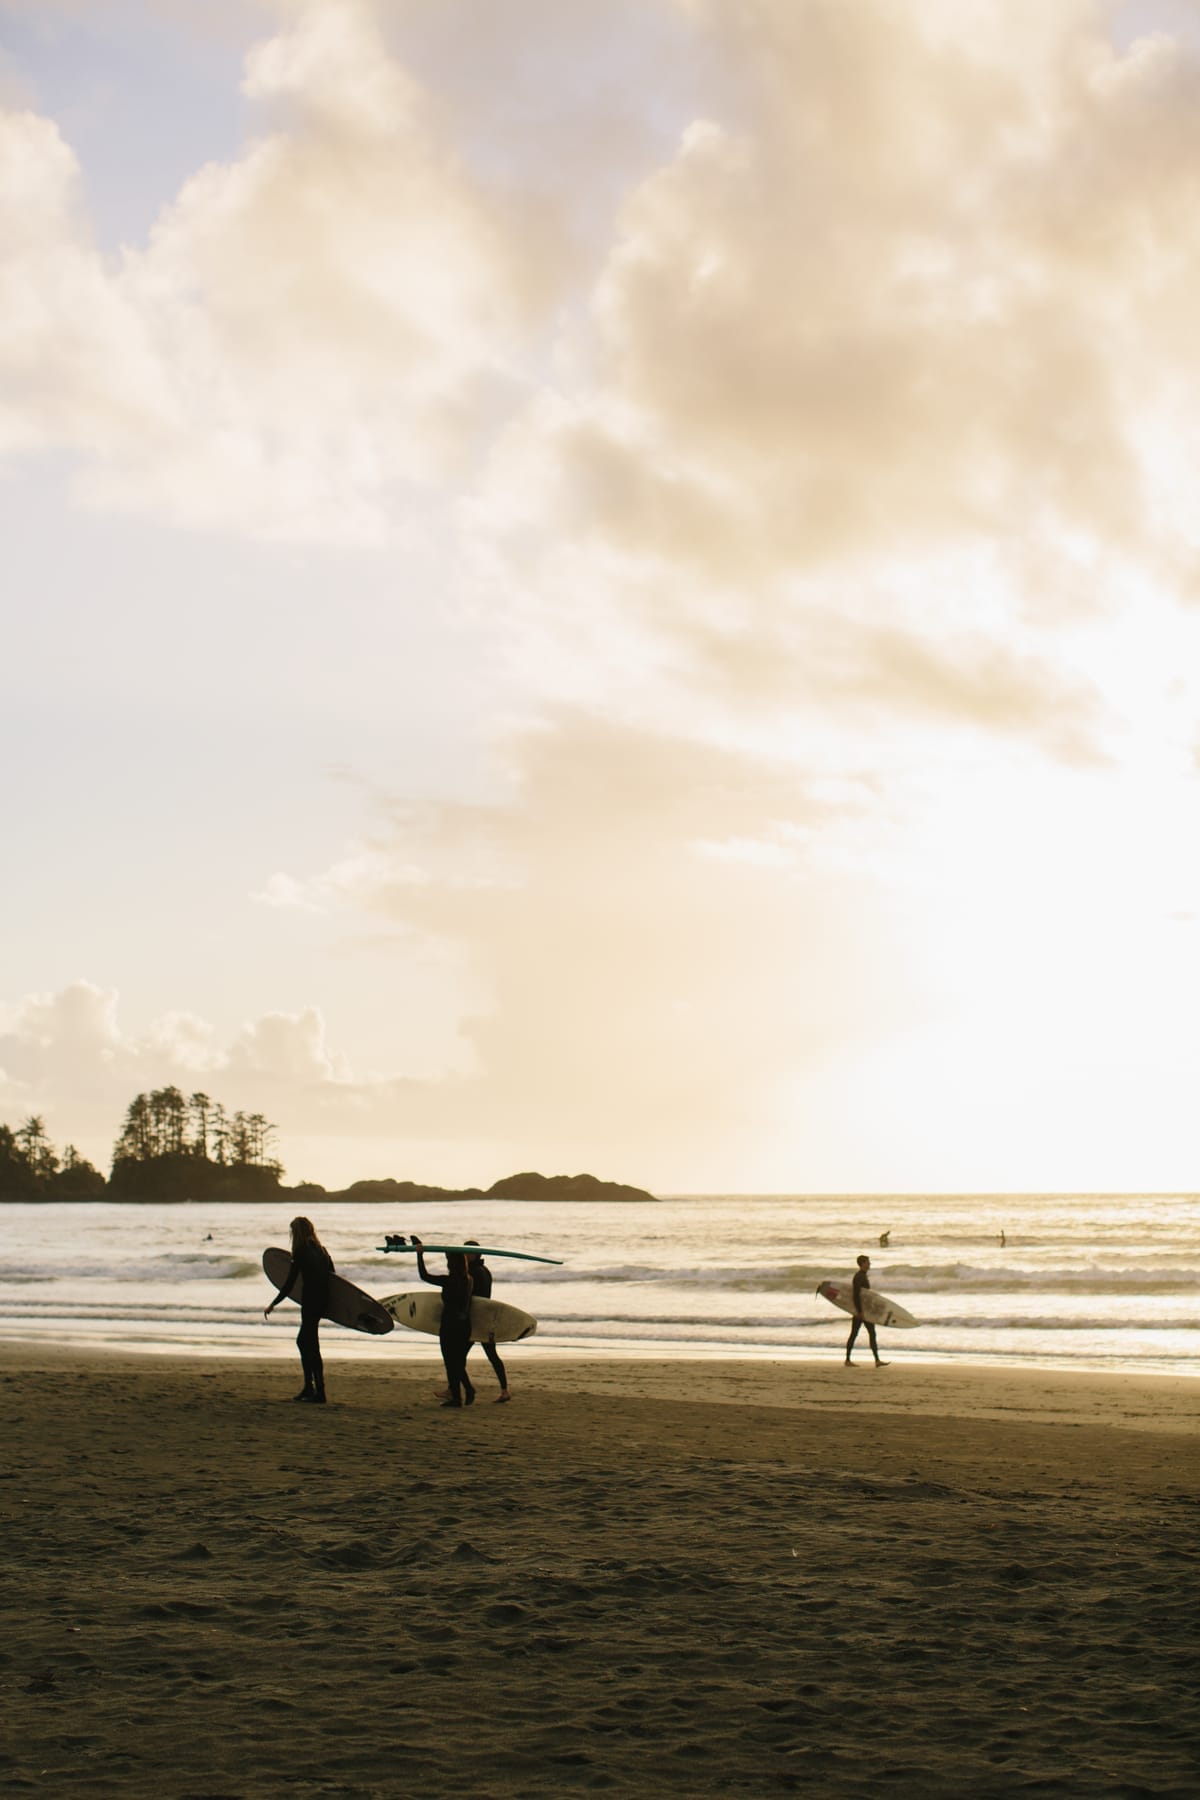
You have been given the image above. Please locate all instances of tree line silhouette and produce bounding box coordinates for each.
[0,1088,282,1202]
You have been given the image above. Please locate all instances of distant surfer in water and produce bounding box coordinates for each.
[413,1238,475,1408]
[264,1216,334,1403]
[845,1254,888,1368]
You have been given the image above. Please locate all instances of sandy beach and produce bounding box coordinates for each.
[3,1346,1198,1798]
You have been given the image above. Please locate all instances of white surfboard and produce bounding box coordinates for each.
[816,1278,918,1329]
[382,1291,538,1344]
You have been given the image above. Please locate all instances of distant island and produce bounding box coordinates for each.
[0,1091,657,1204]
[294,1171,658,1205]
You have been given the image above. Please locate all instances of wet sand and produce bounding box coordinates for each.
[2,1345,1198,1797]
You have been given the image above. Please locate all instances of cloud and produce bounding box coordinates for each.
[281,709,925,1172]
[6,1,1200,659]
[0,982,130,1090]
[0,109,168,458]
[0,712,909,1183]
[568,0,1158,569]
[0,980,361,1147]
[470,1,1200,756]
[252,872,326,912]
[252,845,434,915]
[666,594,1111,763]
[227,1006,349,1083]
[0,0,565,540]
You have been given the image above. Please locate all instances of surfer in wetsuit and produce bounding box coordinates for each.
[264,1216,334,1403]
[845,1253,888,1368]
[463,1244,511,1403]
[413,1238,475,1408]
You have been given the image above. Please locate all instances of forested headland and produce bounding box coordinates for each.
[1,1089,282,1203]
[0,1091,657,1203]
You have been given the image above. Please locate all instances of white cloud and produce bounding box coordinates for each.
[275,711,925,1172]
[8,1,1200,606]
[0,979,483,1180]
[0,109,168,457]
[0,980,126,1077]
[227,1006,349,1083]
[0,0,560,540]
[0,981,358,1151]
[253,872,326,912]
[252,844,438,917]
[471,0,1200,759]
[143,1011,223,1071]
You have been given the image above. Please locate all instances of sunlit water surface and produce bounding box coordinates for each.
[2,1192,1197,1374]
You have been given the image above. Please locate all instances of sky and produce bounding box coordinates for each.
[5,0,1200,1194]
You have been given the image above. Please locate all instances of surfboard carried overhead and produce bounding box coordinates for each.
[816,1278,918,1330]
[262,1247,394,1336]
[382,1291,538,1344]
[378,1236,563,1264]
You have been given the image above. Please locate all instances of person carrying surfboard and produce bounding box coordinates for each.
[263,1216,335,1403]
[464,1244,511,1403]
[845,1254,888,1368]
[433,1244,512,1404]
[412,1237,476,1408]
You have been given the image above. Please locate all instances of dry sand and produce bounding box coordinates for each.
[2,1344,1198,1798]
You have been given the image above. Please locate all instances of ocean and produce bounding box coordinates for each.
[1,1191,1197,1375]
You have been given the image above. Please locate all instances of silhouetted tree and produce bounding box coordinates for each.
[0,1122,36,1198]
[16,1116,57,1183]
[148,1087,187,1157]
[211,1101,229,1166]
[189,1092,212,1160]
[0,1119,105,1199]
[228,1110,250,1166]
[108,1090,283,1199]
[114,1093,153,1163]
[55,1145,106,1199]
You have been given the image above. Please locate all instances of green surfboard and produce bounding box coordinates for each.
[378,1236,563,1265]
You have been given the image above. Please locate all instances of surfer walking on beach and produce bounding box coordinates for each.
[845,1254,888,1368]
[413,1237,476,1408]
[264,1216,334,1403]
[436,1244,511,1404]
[464,1243,511,1404]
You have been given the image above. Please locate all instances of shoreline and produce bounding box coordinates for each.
[3,1326,1199,1385]
[5,1347,1198,1796]
[5,1339,1200,1432]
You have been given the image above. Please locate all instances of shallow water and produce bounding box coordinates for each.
[2,1191,1198,1373]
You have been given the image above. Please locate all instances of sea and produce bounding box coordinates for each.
[1,1191,1197,1375]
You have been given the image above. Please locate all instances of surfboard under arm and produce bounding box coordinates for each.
[382,1291,538,1344]
[261,1247,394,1335]
[815,1278,918,1329]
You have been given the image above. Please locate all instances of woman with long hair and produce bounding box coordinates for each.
[413,1238,475,1407]
[264,1216,335,1403]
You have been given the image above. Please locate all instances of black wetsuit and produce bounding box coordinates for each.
[277,1242,334,1399]
[846,1267,881,1365]
[417,1252,475,1405]
[466,1259,508,1393]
